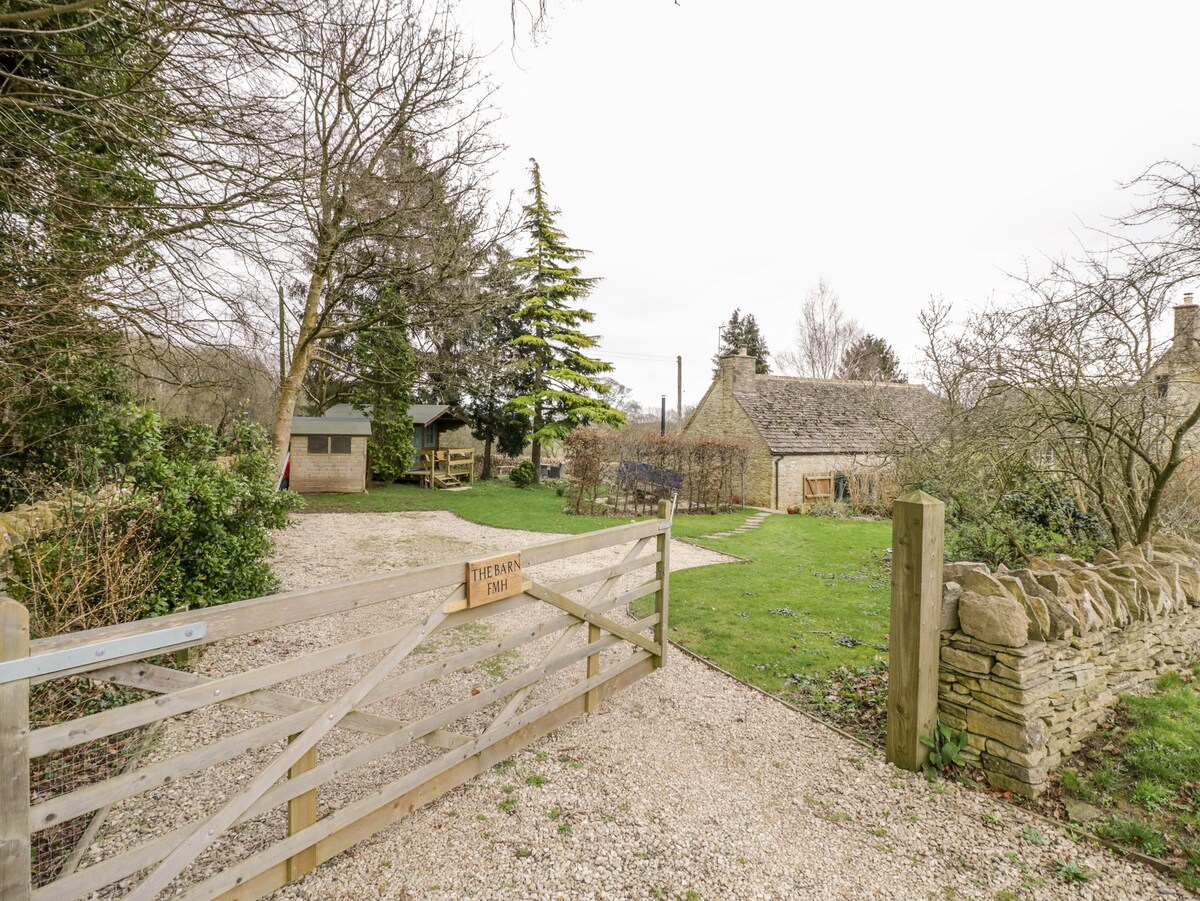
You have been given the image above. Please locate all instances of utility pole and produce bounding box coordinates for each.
[660,395,666,436]
[677,355,683,432]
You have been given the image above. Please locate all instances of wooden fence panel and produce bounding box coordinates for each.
[1,597,31,901]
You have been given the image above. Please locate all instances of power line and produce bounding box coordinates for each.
[600,350,679,362]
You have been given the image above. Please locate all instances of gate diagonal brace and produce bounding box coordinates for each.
[523,582,660,656]
[125,584,458,901]
[92,661,470,749]
[482,538,653,735]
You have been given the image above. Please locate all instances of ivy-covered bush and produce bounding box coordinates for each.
[133,419,295,614]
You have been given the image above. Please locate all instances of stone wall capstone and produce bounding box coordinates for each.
[937,534,1200,796]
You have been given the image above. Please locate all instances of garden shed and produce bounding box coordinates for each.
[287,404,372,494]
[684,349,941,510]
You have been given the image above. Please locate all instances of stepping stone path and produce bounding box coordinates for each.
[700,508,774,539]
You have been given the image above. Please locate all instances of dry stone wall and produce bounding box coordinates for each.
[937,534,1200,796]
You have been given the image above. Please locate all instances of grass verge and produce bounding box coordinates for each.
[1033,667,1200,890]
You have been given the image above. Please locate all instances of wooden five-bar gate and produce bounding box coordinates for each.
[0,503,671,900]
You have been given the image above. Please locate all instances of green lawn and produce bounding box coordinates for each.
[638,514,893,691]
[298,480,755,538]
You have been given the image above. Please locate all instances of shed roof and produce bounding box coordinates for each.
[409,404,468,427]
[290,403,373,437]
[733,378,942,455]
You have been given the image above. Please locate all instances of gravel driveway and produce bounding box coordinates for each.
[85,511,1178,901]
[261,512,1175,901]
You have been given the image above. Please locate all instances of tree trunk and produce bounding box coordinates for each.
[530,399,543,485]
[482,435,493,481]
[270,268,327,475]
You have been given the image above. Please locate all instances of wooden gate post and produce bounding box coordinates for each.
[0,590,32,901]
[886,490,944,772]
[286,735,318,881]
[654,499,671,668]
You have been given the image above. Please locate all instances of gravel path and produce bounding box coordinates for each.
[88,511,1177,900]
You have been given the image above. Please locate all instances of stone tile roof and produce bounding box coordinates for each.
[733,378,942,455]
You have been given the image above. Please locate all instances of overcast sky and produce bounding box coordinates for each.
[459,0,1200,411]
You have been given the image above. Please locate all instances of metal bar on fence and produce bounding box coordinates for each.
[0,623,207,686]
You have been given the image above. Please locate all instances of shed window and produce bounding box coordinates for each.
[424,425,436,447]
[307,436,329,454]
[331,436,352,454]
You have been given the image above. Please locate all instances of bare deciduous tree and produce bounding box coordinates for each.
[260,0,498,468]
[0,1,300,490]
[899,249,1200,554]
[777,278,863,379]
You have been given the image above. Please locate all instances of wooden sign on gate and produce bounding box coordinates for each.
[465,552,526,607]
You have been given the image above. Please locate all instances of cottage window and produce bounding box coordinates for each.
[424,425,436,447]
[1156,375,1169,399]
[307,436,329,454]
[331,436,352,454]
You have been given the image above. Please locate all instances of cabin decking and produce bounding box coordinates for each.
[407,448,475,488]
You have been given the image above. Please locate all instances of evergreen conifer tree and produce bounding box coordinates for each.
[507,160,623,482]
[713,308,771,374]
[838,334,907,382]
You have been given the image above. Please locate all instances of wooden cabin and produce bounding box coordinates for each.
[287,404,371,493]
[406,404,475,488]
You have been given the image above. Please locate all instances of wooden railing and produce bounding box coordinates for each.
[411,447,474,486]
[0,503,671,900]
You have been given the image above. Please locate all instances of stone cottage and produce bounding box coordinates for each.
[683,349,941,510]
[1149,293,1200,428]
[1144,292,1200,508]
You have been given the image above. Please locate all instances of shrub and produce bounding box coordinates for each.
[563,427,612,514]
[509,460,535,489]
[943,481,1110,568]
[806,502,852,519]
[133,421,295,614]
[8,497,163,637]
[7,410,296,636]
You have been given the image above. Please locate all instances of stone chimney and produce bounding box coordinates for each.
[719,346,758,394]
[1175,292,1199,355]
